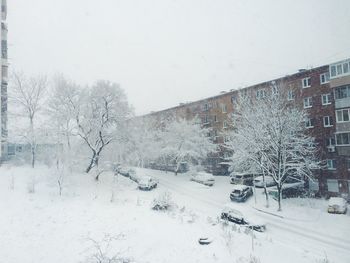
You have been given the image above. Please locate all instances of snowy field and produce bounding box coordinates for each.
[0,165,349,263]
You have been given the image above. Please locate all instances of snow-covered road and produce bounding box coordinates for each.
[137,168,350,262]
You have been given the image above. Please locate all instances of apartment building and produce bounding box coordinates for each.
[143,58,350,197]
[0,0,7,161]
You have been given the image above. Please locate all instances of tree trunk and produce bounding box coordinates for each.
[31,146,35,168]
[262,171,269,208]
[86,153,98,174]
[277,183,282,211]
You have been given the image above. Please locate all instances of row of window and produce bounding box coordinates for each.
[305,116,333,128]
[304,108,350,126]
[202,102,228,113]
[335,84,350,100]
[324,132,350,147]
[303,94,332,108]
[301,72,330,88]
[330,60,350,79]
[326,159,350,172]
[202,115,228,128]
[311,179,350,193]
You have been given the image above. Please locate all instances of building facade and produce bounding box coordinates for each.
[0,0,7,161]
[144,58,350,197]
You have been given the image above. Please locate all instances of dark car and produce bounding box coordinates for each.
[268,178,306,199]
[230,173,254,186]
[220,205,266,232]
[230,185,253,202]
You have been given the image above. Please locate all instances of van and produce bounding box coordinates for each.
[230,173,254,186]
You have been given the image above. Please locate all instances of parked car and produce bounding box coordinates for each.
[220,204,266,232]
[190,172,215,186]
[129,169,141,182]
[118,166,131,177]
[253,175,276,188]
[268,178,305,200]
[327,197,347,214]
[230,173,254,186]
[138,176,158,190]
[230,184,253,202]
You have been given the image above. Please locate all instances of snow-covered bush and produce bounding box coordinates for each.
[83,234,132,263]
[151,191,174,211]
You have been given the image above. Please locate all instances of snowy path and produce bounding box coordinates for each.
[137,168,350,262]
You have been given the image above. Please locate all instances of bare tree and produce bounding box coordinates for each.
[10,72,47,168]
[226,91,320,211]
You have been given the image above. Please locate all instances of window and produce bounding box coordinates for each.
[337,64,343,75]
[202,115,209,124]
[336,132,350,145]
[222,104,227,113]
[309,181,319,191]
[303,97,313,108]
[335,85,350,100]
[323,116,333,127]
[203,103,209,111]
[271,84,279,96]
[327,179,339,192]
[223,121,228,129]
[326,159,337,170]
[231,96,236,104]
[256,89,266,99]
[287,90,295,101]
[330,60,350,78]
[321,94,331,105]
[330,65,337,77]
[320,72,330,84]
[305,118,314,128]
[347,159,350,170]
[213,115,217,122]
[325,137,335,147]
[302,77,311,88]
[336,108,350,122]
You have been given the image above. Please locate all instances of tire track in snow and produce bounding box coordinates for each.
[150,170,350,261]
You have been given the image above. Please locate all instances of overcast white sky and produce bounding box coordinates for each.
[8,0,350,115]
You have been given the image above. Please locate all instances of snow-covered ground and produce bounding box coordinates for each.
[0,165,349,263]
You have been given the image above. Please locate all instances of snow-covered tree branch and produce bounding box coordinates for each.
[159,118,217,174]
[225,90,321,211]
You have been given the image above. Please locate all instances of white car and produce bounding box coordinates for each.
[129,169,141,182]
[327,197,347,214]
[190,172,215,186]
[138,176,158,190]
[220,204,266,232]
[253,176,276,188]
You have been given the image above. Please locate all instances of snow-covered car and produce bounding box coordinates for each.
[230,184,253,202]
[327,197,347,214]
[220,204,266,232]
[268,178,305,199]
[117,166,132,177]
[129,169,141,182]
[253,176,276,188]
[190,172,215,186]
[230,173,254,186]
[137,176,158,190]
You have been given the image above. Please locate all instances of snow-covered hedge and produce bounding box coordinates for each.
[151,191,174,211]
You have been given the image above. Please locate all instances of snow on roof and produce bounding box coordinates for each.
[232,184,250,191]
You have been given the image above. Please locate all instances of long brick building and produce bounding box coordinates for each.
[143,58,350,197]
